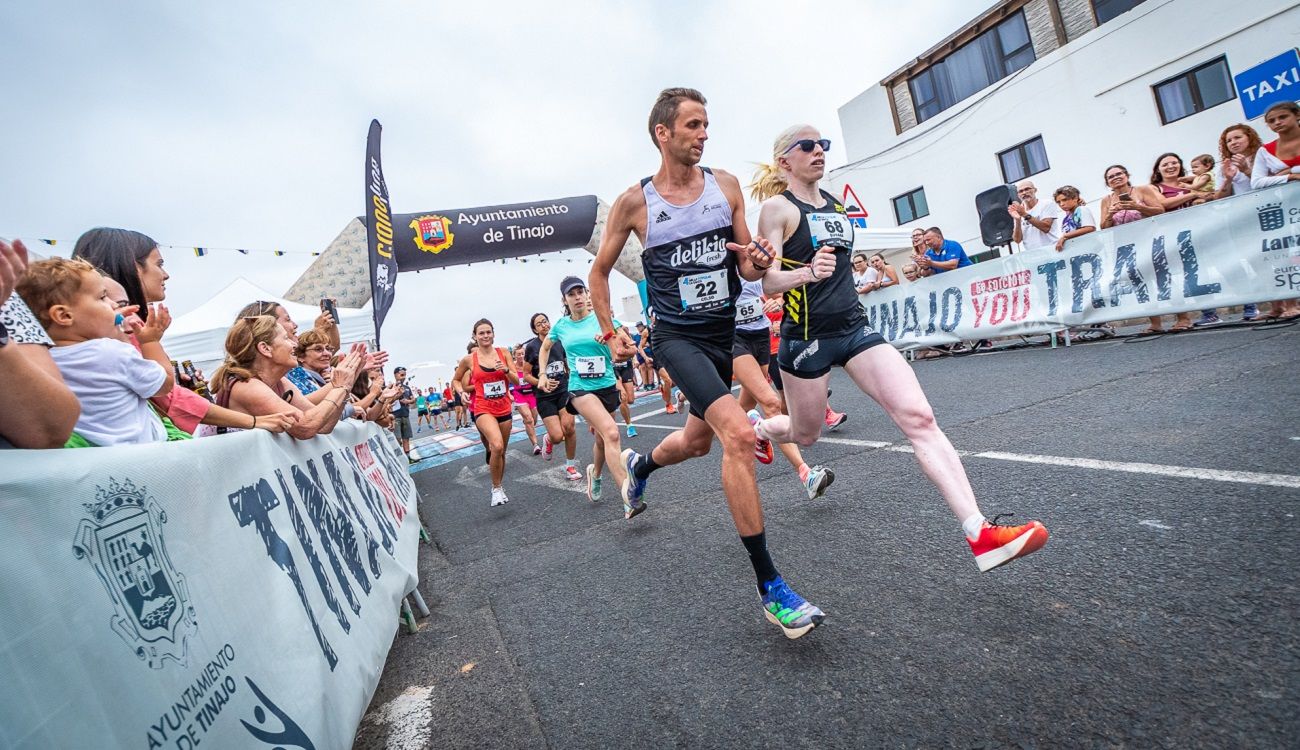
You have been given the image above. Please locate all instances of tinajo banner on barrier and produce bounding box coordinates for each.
[862,183,1300,348]
[0,423,421,749]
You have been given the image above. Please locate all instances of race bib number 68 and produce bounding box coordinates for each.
[807,212,853,250]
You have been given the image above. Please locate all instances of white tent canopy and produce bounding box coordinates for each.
[162,277,374,371]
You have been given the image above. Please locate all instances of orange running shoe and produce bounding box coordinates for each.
[665,403,678,414]
[747,410,775,464]
[968,514,1049,572]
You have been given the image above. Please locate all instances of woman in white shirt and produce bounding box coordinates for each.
[1248,102,1300,320]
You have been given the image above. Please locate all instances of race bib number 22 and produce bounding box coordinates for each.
[678,269,729,312]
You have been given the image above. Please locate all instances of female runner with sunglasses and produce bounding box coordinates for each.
[537,276,646,519]
[739,126,1049,573]
[453,318,520,508]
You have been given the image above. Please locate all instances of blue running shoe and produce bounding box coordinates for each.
[626,424,638,438]
[586,464,601,502]
[759,576,825,639]
[620,448,648,519]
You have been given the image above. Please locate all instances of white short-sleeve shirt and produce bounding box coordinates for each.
[51,338,168,446]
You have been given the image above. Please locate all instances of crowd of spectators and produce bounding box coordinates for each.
[858,102,1300,328]
[0,226,407,453]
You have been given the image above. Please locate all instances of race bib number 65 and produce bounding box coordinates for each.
[807,212,853,250]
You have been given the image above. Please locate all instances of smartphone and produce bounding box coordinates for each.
[320,298,339,323]
[181,359,196,377]
[1119,192,1131,202]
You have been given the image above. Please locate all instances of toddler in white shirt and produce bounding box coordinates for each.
[17,258,173,446]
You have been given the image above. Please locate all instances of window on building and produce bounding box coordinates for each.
[907,11,1036,124]
[1153,57,1235,125]
[892,187,929,225]
[1093,0,1147,25]
[998,136,1050,183]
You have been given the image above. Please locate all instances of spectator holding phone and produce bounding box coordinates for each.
[1096,165,1181,333]
[0,238,80,448]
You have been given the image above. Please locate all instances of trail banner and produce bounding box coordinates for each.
[366,120,398,346]
[0,423,421,749]
[394,195,600,271]
[859,183,1300,348]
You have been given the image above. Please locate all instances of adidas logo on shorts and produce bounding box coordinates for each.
[655,210,671,224]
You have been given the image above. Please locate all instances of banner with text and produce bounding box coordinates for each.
[0,423,420,749]
[366,120,398,346]
[393,195,600,271]
[861,184,1300,348]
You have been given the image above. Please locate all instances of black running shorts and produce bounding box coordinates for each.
[778,322,888,380]
[768,359,783,391]
[535,392,570,420]
[567,386,621,415]
[614,360,635,383]
[652,322,734,419]
[730,328,770,367]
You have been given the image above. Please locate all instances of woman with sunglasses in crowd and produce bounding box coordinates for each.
[740,125,1049,573]
[453,318,520,507]
[213,315,364,440]
[1097,164,1170,333]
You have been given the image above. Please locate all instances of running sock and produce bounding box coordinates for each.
[565,459,575,469]
[741,532,779,589]
[632,451,662,481]
[797,464,810,482]
[962,513,986,542]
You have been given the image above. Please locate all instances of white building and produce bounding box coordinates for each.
[827,0,1300,260]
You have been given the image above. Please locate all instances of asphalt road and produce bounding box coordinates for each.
[354,321,1299,749]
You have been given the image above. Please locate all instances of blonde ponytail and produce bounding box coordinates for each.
[749,162,788,202]
[748,124,816,202]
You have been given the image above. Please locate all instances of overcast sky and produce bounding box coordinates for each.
[1,0,966,386]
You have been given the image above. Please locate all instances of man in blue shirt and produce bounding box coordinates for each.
[919,227,972,276]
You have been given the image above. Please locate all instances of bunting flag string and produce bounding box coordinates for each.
[19,237,322,257]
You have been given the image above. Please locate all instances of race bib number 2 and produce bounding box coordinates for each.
[678,269,729,312]
[807,212,853,249]
[576,356,607,379]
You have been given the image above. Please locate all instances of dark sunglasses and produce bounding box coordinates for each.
[783,138,831,154]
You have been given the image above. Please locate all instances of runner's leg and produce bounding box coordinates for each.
[477,413,508,489]
[735,353,810,475]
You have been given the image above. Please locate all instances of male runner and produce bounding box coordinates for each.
[588,87,825,638]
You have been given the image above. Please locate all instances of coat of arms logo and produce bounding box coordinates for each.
[72,478,197,669]
[410,214,455,254]
[1257,202,1285,233]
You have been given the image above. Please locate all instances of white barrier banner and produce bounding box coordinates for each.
[861,183,1300,348]
[0,422,420,749]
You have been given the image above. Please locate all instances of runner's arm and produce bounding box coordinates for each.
[714,170,765,282]
[536,338,558,392]
[755,198,820,296]
[589,186,641,338]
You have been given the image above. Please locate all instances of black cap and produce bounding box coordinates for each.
[636,321,646,328]
[560,276,586,295]
[393,366,406,374]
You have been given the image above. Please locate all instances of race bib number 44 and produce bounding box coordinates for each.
[678,269,729,312]
[807,212,853,249]
[483,380,507,398]
[575,356,607,379]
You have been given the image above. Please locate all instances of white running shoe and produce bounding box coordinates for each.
[563,464,582,481]
[543,434,553,461]
[803,465,835,500]
[490,487,509,507]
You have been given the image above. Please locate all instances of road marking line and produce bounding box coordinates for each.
[614,430,1300,489]
[973,451,1300,489]
[1140,520,1172,530]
